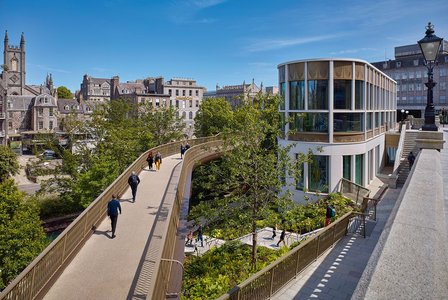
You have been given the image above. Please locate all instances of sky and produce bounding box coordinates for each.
[1,0,448,93]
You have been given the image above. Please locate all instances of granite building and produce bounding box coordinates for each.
[372,40,448,117]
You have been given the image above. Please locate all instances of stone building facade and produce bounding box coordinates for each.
[163,78,205,132]
[0,31,91,149]
[372,40,448,118]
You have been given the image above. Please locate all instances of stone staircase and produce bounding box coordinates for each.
[397,130,419,186]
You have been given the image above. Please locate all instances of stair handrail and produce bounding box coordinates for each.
[392,123,407,175]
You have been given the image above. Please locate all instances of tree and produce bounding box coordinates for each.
[0,180,46,290]
[57,86,72,99]
[0,146,19,183]
[40,99,186,213]
[206,93,311,267]
[194,97,233,137]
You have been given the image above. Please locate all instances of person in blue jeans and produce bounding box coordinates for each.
[197,224,204,247]
[107,194,121,239]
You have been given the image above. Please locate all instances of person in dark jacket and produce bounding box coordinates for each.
[325,202,335,226]
[128,171,140,202]
[197,224,204,247]
[276,229,286,247]
[146,151,154,170]
[407,151,415,171]
[180,144,186,159]
[107,194,121,238]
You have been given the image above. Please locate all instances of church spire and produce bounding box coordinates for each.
[20,32,25,49]
[4,30,8,47]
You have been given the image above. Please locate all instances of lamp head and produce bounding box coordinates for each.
[418,22,443,63]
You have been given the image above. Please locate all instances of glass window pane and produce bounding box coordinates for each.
[289,81,305,110]
[280,82,286,110]
[334,80,351,109]
[289,113,328,132]
[333,113,364,132]
[343,155,351,180]
[295,154,304,190]
[355,154,364,185]
[308,80,328,109]
[355,80,364,109]
[308,156,329,193]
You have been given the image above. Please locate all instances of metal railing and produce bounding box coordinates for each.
[338,178,370,205]
[0,135,219,300]
[149,139,224,299]
[217,211,353,300]
[347,196,380,238]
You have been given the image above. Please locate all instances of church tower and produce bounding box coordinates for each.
[3,31,26,95]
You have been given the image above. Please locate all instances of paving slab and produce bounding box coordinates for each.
[272,177,399,300]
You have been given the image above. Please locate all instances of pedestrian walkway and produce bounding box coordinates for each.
[272,177,400,300]
[44,154,182,300]
[440,129,448,244]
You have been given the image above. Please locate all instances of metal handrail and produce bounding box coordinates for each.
[149,139,224,299]
[0,135,219,300]
[217,211,353,300]
[338,178,370,206]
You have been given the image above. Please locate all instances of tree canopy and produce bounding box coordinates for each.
[0,180,46,290]
[40,99,185,211]
[191,93,311,267]
[57,86,72,99]
[0,146,19,183]
[194,97,233,137]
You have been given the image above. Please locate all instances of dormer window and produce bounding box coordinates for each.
[44,97,49,104]
[64,105,70,110]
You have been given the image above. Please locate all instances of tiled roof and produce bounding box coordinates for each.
[57,99,84,114]
[8,95,34,110]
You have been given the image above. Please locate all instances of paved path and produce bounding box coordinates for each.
[44,154,182,300]
[272,177,399,300]
[441,129,448,249]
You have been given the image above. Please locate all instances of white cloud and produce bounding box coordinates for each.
[192,0,227,8]
[330,48,378,55]
[28,63,71,74]
[245,34,344,53]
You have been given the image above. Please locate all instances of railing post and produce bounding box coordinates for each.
[363,215,366,238]
[295,248,300,277]
[269,268,275,297]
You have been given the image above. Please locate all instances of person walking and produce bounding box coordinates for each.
[197,224,204,247]
[325,202,336,226]
[185,230,193,246]
[155,151,162,171]
[271,225,277,240]
[185,142,191,151]
[107,194,121,239]
[127,171,140,202]
[407,151,415,171]
[180,144,186,159]
[146,151,154,170]
[276,229,286,247]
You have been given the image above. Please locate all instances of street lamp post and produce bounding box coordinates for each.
[418,22,443,131]
[401,109,405,121]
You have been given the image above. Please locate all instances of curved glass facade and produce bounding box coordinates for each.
[278,59,397,200]
[279,59,397,142]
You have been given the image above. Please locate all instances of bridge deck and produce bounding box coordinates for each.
[44,154,183,300]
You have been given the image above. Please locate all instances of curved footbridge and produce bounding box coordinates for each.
[0,136,223,300]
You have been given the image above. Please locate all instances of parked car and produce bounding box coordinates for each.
[40,149,57,160]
